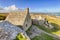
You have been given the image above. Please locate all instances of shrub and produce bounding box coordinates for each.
[0,15,6,20]
[14,33,27,40]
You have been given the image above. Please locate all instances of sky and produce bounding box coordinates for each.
[0,0,60,13]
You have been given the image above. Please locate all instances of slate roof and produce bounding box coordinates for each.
[0,21,27,40]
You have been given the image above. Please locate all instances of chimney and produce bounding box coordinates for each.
[25,8,29,14]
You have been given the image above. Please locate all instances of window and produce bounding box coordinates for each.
[26,24,27,27]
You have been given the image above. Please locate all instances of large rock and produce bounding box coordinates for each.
[0,21,30,40]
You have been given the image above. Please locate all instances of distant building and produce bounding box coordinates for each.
[30,14,45,25]
[30,13,54,29]
[5,8,32,31]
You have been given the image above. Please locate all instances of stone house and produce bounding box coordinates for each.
[30,14,45,25]
[5,8,32,31]
[30,14,54,29]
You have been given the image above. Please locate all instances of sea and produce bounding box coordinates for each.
[44,13,60,17]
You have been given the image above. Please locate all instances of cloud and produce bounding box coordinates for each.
[4,5,18,10]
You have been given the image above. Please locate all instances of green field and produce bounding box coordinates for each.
[0,13,8,20]
[31,33,58,40]
[43,15,60,35]
[0,13,8,16]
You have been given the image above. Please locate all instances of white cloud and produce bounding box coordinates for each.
[4,5,18,10]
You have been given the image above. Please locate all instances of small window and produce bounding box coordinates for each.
[26,24,27,27]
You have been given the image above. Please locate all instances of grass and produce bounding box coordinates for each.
[0,13,8,16]
[32,15,60,40]
[0,13,8,20]
[33,15,60,35]
[44,15,60,29]
[26,25,32,35]
[26,25,59,40]
[0,16,6,20]
[31,36,43,40]
[41,33,57,40]
[35,24,58,33]
[43,15,60,35]
[35,24,60,36]
[31,33,58,40]
[52,31,60,35]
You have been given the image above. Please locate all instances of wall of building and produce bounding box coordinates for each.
[31,14,45,25]
[32,19,45,25]
[20,8,32,31]
[23,13,32,31]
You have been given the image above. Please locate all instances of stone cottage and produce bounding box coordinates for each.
[30,13,54,29]
[30,14,45,25]
[5,8,32,31]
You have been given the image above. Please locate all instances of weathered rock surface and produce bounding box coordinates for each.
[0,21,30,40]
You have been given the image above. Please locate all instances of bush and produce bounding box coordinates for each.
[0,15,6,20]
[14,33,27,40]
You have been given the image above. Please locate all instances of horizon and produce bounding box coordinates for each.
[0,0,60,13]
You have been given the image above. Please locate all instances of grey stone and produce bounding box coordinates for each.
[0,21,29,40]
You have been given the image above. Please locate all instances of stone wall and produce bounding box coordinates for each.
[32,19,45,25]
[23,8,32,31]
